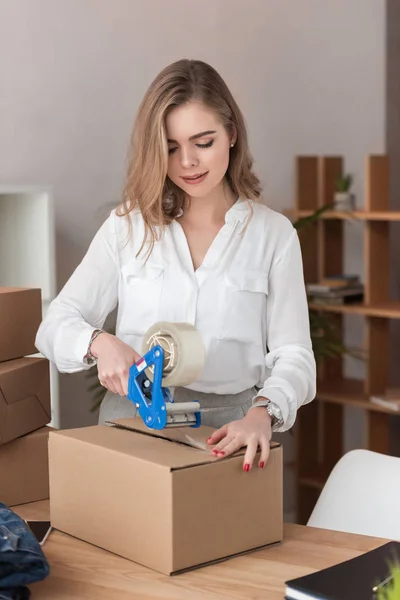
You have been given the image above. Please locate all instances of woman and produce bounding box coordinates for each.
[35,59,316,471]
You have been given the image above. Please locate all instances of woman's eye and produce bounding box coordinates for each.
[196,140,214,149]
[168,140,214,154]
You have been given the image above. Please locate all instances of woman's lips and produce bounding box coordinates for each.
[181,172,209,185]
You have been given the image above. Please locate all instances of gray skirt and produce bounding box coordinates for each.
[98,386,256,429]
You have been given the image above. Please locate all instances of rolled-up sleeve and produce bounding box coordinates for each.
[35,211,120,373]
[255,229,316,431]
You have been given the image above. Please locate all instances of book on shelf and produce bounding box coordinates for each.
[285,541,400,600]
[309,293,364,306]
[370,388,400,412]
[307,275,360,294]
[306,275,364,305]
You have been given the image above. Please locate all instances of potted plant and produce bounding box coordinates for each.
[334,173,355,211]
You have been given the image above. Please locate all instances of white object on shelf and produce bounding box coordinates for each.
[333,191,356,211]
[370,392,400,412]
[0,186,59,428]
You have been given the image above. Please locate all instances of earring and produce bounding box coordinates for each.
[230,143,234,148]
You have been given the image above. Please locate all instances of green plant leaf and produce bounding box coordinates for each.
[293,204,334,230]
[376,564,400,600]
[336,173,354,192]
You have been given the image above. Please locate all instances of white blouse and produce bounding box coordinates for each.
[35,198,316,431]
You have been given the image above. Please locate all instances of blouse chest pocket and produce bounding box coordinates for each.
[119,261,164,335]
[218,266,269,344]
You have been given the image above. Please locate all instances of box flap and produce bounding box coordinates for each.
[52,422,222,469]
[52,417,280,471]
[0,358,50,413]
[107,417,280,451]
[0,357,51,444]
[106,417,218,451]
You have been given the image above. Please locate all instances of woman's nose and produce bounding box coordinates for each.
[180,146,199,169]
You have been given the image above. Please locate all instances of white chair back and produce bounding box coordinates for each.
[307,449,400,540]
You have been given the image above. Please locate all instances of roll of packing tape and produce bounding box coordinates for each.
[141,321,206,387]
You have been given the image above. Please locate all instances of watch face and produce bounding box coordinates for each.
[267,402,283,427]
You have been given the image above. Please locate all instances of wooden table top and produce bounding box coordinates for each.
[13,500,388,599]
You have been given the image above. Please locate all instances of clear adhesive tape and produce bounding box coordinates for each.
[141,321,206,387]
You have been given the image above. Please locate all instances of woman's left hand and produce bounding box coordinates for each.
[206,407,272,471]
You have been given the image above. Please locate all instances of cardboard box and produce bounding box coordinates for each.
[0,426,53,506]
[0,287,43,363]
[0,357,51,445]
[49,418,283,575]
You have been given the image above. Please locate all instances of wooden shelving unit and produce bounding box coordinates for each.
[291,155,400,524]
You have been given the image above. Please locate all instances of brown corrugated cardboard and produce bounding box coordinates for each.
[49,418,283,575]
[0,287,43,362]
[0,357,51,445]
[0,426,53,506]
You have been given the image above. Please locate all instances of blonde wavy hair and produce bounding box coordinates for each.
[116,59,261,256]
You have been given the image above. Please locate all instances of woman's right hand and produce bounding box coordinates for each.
[90,332,141,396]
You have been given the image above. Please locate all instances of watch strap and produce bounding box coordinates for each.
[83,329,104,365]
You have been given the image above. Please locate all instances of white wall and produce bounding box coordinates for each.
[0,0,386,519]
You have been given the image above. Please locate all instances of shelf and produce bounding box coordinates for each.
[316,378,400,414]
[308,300,400,318]
[287,209,400,221]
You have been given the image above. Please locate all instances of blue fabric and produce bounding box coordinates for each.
[0,502,50,599]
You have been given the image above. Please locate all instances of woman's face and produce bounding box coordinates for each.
[165,101,234,198]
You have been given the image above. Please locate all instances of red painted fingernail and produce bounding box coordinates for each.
[212,449,218,454]
[207,437,212,442]
[218,451,225,456]
[259,462,265,468]
[244,463,250,472]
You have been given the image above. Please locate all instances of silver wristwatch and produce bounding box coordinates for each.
[249,399,284,431]
[265,400,284,431]
[83,328,104,365]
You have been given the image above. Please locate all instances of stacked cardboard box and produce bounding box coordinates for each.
[0,287,52,506]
